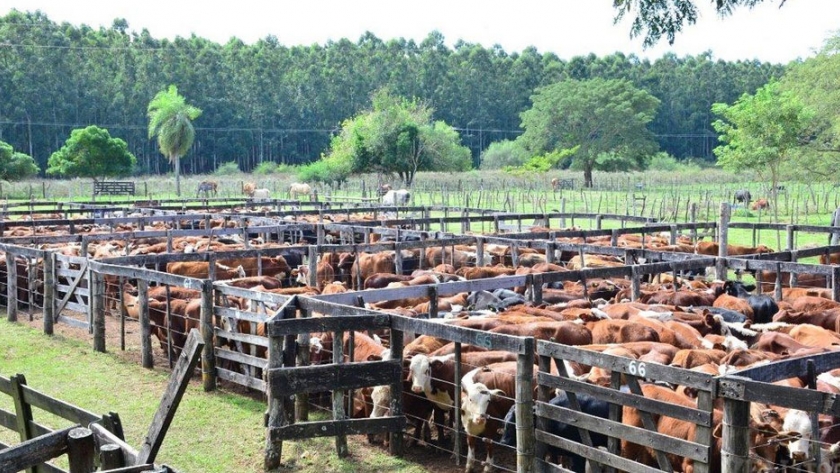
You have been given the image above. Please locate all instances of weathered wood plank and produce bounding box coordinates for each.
[89,423,139,466]
[537,402,708,463]
[54,315,89,330]
[136,330,204,464]
[392,315,529,354]
[216,367,267,392]
[726,352,840,385]
[537,430,664,473]
[18,384,101,426]
[0,425,74,473]
[215,347,268,369]
[268,359,401,394]
[267,314,391,337]
[719,375,840,414]
[537,341,713,390]
[213,306,270,324]
[214,329,269,348]
[538,372,711,426]
[269,417,404,441]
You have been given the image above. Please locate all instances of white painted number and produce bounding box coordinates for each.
[628,361,647,378]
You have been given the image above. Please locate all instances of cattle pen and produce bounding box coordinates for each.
[3,200,840,472]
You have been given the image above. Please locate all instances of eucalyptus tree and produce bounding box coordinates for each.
[147,85,202,196]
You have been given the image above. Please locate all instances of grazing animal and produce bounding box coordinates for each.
[288,182,312,200]
[734,189,752,204]
[751,198,769,211]
[242,182,256,196]
[196,180,217,198]
[252,188,271,202]
[550,177,560,190]
[382,189,410,206]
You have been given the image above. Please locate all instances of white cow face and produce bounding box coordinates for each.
[408,354,431,394]
[460,383,504,436]
[783,409,812,462]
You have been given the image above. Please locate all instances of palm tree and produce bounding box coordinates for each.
[147,85,202,196]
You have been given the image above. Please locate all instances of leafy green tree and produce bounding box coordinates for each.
[147,85,202,196]
[518,78,660,187]
[781,34,840,176]
[480,139,531,169]
[324,89,471,185]
[0,140,39,181]
[46,126,136,183]
[712,80,813,211]
[614,0,784,46]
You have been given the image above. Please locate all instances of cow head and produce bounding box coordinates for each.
[408,354,431,394]
[295,265,309,286]
[460,383,505,435]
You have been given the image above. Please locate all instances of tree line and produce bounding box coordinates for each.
[0,9,785,176]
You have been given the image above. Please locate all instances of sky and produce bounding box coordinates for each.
[1,0,838,64]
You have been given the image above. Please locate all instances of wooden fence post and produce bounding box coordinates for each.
[717,203,730,281]
[264,302,293,470]
[389,326,404,456]
[516,337,535,473]
[200,279,215,392]
[92,272,106,353]
[307,246,318,288]
[67,427,95,473]
[138,280,153,369]
[721,382,751,472]
[333,328,348,457]
[7,250,17,322]
[831,207,840,245]
[786,225,795,251]
[43,252,55,336]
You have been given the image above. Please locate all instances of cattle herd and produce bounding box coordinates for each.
[4,199,840,473]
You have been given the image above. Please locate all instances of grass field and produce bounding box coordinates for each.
[0,319,451,473]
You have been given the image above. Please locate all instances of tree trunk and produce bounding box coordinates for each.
[174,155,181,197]
[584,164,594,188]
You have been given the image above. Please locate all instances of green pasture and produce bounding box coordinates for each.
[0,319,434,472]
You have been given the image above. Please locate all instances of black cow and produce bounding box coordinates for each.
[501,391,609,471]
[723,280,778,324]
[734,190,752,204]
[694,306,749,324]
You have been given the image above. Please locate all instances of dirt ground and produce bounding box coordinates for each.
[13,308,517,473]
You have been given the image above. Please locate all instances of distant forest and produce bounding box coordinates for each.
[0,10,786,175]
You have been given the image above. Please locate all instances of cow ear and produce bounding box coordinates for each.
[430,359,444,369]
[367,354,382,362]
[490,388,505,400]
[773,430,801,442]
[743,283,756,292]
[712,423,724,439]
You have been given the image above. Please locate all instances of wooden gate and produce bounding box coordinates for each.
[53,254,90,329]
[535,341,716,473]
[263,296,406,470]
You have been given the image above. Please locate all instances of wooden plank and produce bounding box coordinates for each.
[727,352,840,385]
[0,406,15,430]
[215,347,268,369]
[538,341,713,390]
[55,315,90,329]
[89,423,139,466]
[90,262,203,289]
[538,372,711,426]
[267,314,391,337]
[269,417,404,441]
[0,425,75,473]
[96,464,156,473]
[537,402,708,463]
[296,297,386,316]
[536,430,664,473]
[214,329,269,348]
[213,284,290,304]
[216,367,267,392]
[719,375,840,415]
[214,306,272,323]
[19,384,101,426]
[268,359,401,394]
[136,330,204,464]
[392,315,529,354]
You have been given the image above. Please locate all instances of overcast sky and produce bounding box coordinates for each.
[2,0,838,64]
